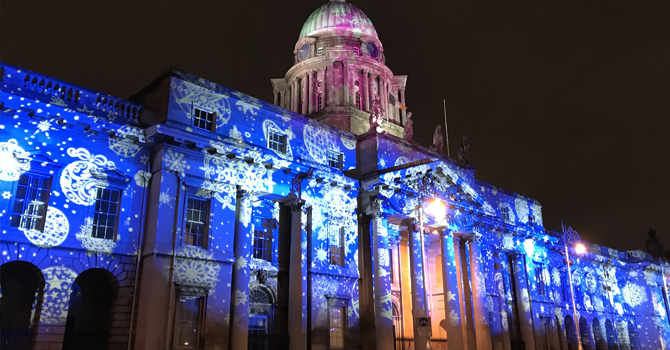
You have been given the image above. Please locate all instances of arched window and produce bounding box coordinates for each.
[317,93,323,111]
[355,92,361,110]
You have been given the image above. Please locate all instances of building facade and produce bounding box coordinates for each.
[0,1,668,350]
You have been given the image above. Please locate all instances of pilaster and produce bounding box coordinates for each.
[440,230,465,350]
[468,236,493,350]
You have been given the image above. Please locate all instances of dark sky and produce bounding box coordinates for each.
[2,0,669,251]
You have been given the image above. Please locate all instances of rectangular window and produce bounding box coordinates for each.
[561,271,569,301]
[253,218,274,262]
[10,174,51,231]
[329,226,345,267]
[535,264,546,296]
[92,188,121,240]
[192,108,215,131]
[528,215,535,227]
[389,249,394,283]
[329,306,345,350]
[328,151,343,170]
[268,132,287,153]
[501,206,510,221]
[317,47,324,56]
[175,295,204,349]
[184,197,209,248]
[352,47,359,55]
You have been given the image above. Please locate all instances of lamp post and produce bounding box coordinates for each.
[562,222,585,350]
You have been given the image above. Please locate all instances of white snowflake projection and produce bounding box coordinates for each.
[33,119,58,139]
[502,233,515,250]
[159,190,172,207]
[235,290,248,306]
[542,269,552,287]
[482,202,496,216]
[164,149,190,177]
[474,272,487,298]
[583,294,593,312]
[229,125,243,141]
[303,122,337,165]
[621,282,647,308]
[76,217,117,253]
[315,247,328,264]
[60,148,115,206]
[109,125,145,158]
[615,303,623,315]
[40,266,78,324]
[584,269,597,293]
[553,268,562,286]
[495,272,505,297]
[202,141,275,209]
[379,248,390,267]
[341,134,356,150]
[485,295,494,313]
[235,256,248,270]
[0,139,31,181]
[500,310,509,330]
[232,91,262,116]
[514,196,529,223]
[165,246,222,292]
[572,271,582,286]
[171,80,232,127]
[134,171,151,187]
[312,276,340,324]
[531,202,543,226]
[520,288,531,312]
[2,191,11,199]
[20,207,69,247]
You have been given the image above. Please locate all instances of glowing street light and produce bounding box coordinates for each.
[562,222,586,350]
[426,199,446,217]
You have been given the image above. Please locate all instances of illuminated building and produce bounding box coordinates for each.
[0,1,668,350]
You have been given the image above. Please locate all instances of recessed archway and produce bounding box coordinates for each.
[0,261,44,350]
[61,268,117,350]
[580,316,593,350]
[604,320,616,350]
[565,316,578,350]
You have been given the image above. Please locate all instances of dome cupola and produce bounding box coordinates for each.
[298,0,378,40]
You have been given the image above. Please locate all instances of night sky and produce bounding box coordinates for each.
[2,0,668,251]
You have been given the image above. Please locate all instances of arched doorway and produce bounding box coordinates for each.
[593,319,608,350]
[0,261,44,350]
[565,316,578,350]
[248,284,277,350]
[580,317,593,350]
[556,316,567,350]
[62,269,117,350]
[392,303,403,350]
[604,320,616,350]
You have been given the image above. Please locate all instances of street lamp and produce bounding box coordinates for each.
[562,222,586,350]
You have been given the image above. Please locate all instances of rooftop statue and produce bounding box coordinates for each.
[458,135,470,164]
[403,112,413,141]
[432,125,443,154]
[370,97,385,134]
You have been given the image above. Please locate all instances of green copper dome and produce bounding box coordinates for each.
[299,0,378,40]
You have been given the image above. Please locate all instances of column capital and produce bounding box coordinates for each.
[286,198,305,212]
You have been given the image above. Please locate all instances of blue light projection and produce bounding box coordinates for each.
[1,58,668,350]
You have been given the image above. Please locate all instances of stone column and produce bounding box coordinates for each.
[496,256,512,350]
[301,73,308,115]
[322,66,328,109]
[456,237,477,350]
[372,214,394,349]
[440,231,465,350]
[343,60,350,105]
[407,219,429,350]
[229,190,255,350]
[307,70,314,114]
[511,253,537,350]
[280,90,286,110]
[400,87,407,125]
[362,69,369,112]
[288,199,306,350]
[326,64,334,107]
[367,72,374,110]
[468,237,493,350]
[273,89,279,106]
[292,80,297,112]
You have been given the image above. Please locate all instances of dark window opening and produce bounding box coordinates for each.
[184,197,209,248]
[92,188,121,240]
[10,174,51,231]
[193,108,215,131]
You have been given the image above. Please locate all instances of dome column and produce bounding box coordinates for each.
[400,87,407,125]
[307,70,314,114]
[292,80,298,112]
[326,63,334,107]
[273,89,279,106]
[301,73,307,115]
[343,60,350,106]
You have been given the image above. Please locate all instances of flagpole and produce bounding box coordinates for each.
[443,99,450,157]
